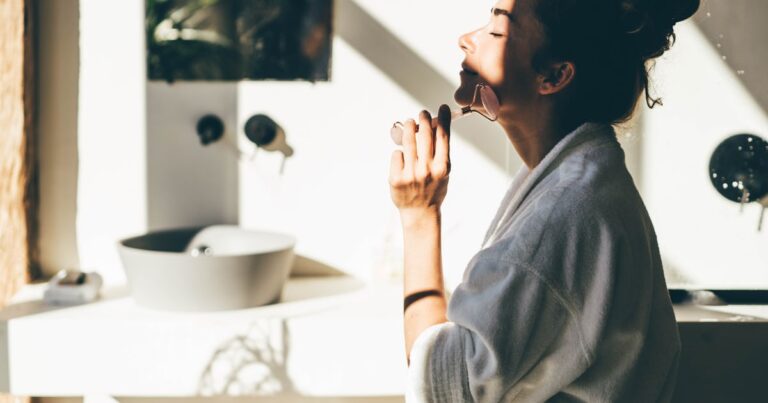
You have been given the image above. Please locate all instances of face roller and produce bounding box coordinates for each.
[390,83,500,145]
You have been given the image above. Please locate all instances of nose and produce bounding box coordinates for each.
[459,29,477,54]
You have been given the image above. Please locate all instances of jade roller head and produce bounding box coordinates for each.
[390,83,500,145]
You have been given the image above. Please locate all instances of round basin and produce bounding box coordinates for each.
[118,225,295,311]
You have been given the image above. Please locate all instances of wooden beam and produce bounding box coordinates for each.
[0,0,29,306]
[0,0,37,307]
[0,3,34,403]
[0,0,37,301]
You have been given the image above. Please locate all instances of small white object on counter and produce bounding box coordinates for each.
[43,270,103,305]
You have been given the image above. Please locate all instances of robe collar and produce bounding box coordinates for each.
[482,122,616,248]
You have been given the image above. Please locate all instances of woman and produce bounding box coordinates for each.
[388,0,700,401]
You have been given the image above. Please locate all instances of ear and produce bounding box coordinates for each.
[538,61,575,95]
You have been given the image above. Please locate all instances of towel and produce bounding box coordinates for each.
[407,123,680,402]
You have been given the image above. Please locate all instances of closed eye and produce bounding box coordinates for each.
[490,32,504,37]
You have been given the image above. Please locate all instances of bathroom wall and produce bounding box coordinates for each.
[639,2,768,287]
[36,0,81,276]
[36,0,148,283]
[694,0,768,113]
[72,0,147,283]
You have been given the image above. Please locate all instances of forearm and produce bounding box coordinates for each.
[402,208,448,364]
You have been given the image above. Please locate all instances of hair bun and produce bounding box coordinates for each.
[663,0,700,23]
[620,0,700,31]
[619,0,700,59]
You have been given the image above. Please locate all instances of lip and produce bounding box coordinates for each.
[461,63,479,76]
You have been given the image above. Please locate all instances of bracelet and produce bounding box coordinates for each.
[404,289,443,313]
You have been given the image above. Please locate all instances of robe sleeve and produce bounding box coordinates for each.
[407,254,593,402]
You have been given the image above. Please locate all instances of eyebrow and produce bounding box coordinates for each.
[491,7,514,20]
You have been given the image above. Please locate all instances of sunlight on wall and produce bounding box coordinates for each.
[76,0,146,284]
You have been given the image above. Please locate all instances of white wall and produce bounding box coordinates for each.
[37,0,80,275]
[75,0,147,285]
[145,82,239,231]
[641,21,768,287]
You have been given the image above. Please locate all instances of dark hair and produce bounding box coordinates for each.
[532,0,700,125]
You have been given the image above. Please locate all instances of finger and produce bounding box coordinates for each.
[390,122,404,145]
[401,119,417,175]
[434,104,452,170]
[389,150,404,184]
[416,110,435,164]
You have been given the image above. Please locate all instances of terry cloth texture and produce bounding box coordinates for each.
[406,123,680,403]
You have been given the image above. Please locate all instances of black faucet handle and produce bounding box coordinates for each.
[244,114,279,147]
[196,114,225,145]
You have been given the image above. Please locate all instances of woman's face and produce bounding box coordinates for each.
[455,0,545,118]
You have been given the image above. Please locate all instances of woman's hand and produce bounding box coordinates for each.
[390,106,451,362]
[389,105,452,226]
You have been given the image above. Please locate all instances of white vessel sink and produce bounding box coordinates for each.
[118,225,295,311]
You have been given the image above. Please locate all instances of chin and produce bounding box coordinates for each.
[454,84,475,107]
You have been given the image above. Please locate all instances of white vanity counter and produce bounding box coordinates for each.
[1,276,767,401]
[0,275,407,398]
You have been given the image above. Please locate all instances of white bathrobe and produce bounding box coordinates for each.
[407,123,680,402]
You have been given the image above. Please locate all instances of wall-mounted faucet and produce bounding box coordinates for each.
[244,114,294,173]
[195,113,294,173]
[709,133,768,230]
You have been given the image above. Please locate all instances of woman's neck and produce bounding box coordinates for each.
[498,106,581,169]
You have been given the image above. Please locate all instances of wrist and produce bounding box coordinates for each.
[399,207,441,231]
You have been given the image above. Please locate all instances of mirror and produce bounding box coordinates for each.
[146,0,334,82]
